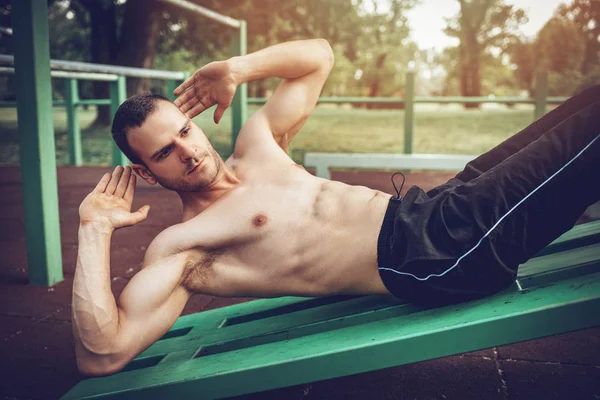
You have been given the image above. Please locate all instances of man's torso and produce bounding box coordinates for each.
[156,148,392,298]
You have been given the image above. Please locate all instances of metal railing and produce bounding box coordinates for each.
[0,55,186,166]
[0,66,567,165]
[251,70,566,155]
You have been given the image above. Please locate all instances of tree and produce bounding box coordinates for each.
[444,0,527,107]
[65,0,162,126]
[509,38,536,95]
[353,0,418,103]
[511,16,586,96]
[558,0,600,76]
[537,17,585,95]
[557,0,600,92]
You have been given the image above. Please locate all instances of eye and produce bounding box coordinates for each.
[182,127,190,136]
[158,147,172,160]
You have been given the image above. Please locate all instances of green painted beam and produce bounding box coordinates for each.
[110,76,129,167]
[0,99,111,108]
[246,96,569,105]
[78,99,112,106]
[534,70,548,120]
[12,0,63,286]
[65,78,82,166]
[403,71,415,154]
[230,20,247,154]
[62,222,600,399]
[165,79,178,102]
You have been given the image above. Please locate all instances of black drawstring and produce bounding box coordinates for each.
[391,172,405,201]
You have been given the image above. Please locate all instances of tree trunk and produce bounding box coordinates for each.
[83,1,118,127]
[367,53,387,109]
[457,0,484,109]
[581,37,599,75]
[461,36,482,108]
[115,0,161,97]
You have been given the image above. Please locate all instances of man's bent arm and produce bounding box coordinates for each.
[228,39,333,88]
[175,39,333,154]
[73,167,191,376]
[73,222,191,376]
[229,39,334,151]
[72,222,122,374]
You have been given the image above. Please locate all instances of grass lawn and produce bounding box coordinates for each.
[0,103,543,166]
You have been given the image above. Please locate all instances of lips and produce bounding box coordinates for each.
[188,158,204,174]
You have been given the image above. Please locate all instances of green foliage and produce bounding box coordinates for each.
[510,1,600,96]
[537,17,585,74]
[443,0,527,100]
[558,0,600,75]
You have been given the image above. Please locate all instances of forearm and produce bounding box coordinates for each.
[72,222,121,373]
[229,38,333,85]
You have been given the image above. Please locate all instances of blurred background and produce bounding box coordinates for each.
[0,0,598,164]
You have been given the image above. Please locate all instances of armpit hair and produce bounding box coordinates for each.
[180,249,225,291]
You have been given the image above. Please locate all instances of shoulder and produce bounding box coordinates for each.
[231,110,290,162]
[142,224,188,268]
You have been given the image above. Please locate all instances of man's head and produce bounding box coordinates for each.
[111,93,223,192]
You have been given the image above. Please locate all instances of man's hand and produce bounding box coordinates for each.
[79,166,150,231]
[173,60,238,123]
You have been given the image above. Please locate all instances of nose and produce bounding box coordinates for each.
[179,142,198,162]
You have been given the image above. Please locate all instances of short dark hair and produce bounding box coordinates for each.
[111,93,171,165]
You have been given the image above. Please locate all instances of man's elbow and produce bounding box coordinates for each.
[76,349,128,377]
[77,356,126,377]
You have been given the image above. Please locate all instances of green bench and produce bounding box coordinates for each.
[303,153,477,179]
[62,221,600,399]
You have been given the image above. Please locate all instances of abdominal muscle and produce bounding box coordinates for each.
[178,167,393,298]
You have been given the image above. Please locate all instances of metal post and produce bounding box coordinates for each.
[404,70,415,154]
[65,78,82,166]
[12,0,63,286]
[230,20,247,153]
[166,79,178,101]
[110,75,129,166]
[534,70,548,121]
[166,72,189,102]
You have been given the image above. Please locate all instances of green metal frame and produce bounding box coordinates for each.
[534,70,549,120]
[248,70,557,155]
[65,79,82,166]
[403,71,415,154]
[304,153,477,180]
[230,20,248,153]
[62,221,600,399]
[110,76,129,167]
[12,0,63,286]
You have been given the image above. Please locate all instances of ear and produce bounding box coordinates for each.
[132,163,157,185]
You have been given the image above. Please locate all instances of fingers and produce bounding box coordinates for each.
[173,74,195,97]
[214,103,229,124]
[114,166,132,198]
[123,173,136,203]
[174,87,196,108]
[178,95,200,114]
[130,205,150,225]
[185,101,209,119]
[105,166,124,194]
[94,173,111,193]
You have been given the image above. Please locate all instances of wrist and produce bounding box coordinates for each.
[227,56,247,86]
[79,220,114,236]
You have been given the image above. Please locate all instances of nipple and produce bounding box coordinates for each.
[252,214,268,228]
[391,172,406,201]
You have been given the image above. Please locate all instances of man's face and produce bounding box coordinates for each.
[128,100,222,192]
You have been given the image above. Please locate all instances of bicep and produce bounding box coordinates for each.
[113,253,191,368]
[234,63,332,158]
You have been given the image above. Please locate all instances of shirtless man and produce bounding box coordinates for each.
[73,39,600,376]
